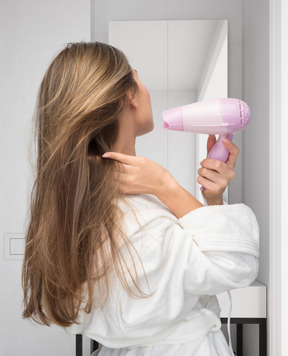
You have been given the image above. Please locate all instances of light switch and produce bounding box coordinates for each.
[4,233,25,260]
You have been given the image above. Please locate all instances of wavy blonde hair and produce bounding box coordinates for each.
[22,42,142,327]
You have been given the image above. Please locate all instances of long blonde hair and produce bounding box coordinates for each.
[22,42,141,327]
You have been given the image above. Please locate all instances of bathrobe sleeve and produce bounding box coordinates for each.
[177,203,259,294]
[122,200,259,297]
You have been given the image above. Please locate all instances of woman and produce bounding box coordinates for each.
[22,42,259,355]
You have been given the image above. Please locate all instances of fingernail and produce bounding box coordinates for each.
[222,139,230,144]
[102,152,110,158]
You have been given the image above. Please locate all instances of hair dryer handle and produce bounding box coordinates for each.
[200,134,233,192]
[207,133,233,162]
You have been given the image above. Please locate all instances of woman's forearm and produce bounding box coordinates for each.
[155,174,203,218]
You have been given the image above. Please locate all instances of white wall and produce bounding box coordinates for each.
[242,0,269,304]
[242,0,270,355]
[0,1,90,355]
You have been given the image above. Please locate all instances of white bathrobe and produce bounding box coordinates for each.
[67,194,259,356]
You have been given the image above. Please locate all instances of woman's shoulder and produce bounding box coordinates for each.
[117,194,176,236]
[119,194,170,215]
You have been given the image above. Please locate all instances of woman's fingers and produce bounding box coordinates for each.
[198,166,232,183]
[197,175,225,193]
[199,160,236,180]
[198,167,232,194]
[200,159,225,172]
[102,151,138,165]
[101,152,170,196]
[207,134,216,155]
[222,139,240,167]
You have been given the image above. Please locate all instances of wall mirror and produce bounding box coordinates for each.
[93,18,227,199]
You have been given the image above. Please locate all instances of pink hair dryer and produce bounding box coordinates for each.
[162,98,250,162]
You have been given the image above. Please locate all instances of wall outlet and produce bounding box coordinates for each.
[4,233,25,260]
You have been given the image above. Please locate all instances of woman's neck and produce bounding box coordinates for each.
[112,135,136,156]
[112,104,137,156]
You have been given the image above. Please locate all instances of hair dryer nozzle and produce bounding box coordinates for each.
[163,107,184,131]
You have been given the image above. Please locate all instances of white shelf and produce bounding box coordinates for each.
[217,280,266,318]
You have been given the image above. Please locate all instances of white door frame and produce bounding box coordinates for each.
[269,0,288,355]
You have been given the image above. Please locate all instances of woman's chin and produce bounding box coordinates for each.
[137,122,154,137]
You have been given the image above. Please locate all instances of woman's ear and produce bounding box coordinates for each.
[127,90,139,109]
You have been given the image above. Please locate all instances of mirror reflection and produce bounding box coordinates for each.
[106,20,227,197]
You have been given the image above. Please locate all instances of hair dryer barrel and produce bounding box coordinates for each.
[162,98,250,135]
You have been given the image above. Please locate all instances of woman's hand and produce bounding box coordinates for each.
[102,152,203,218]
[197,135,240,205]
[102,152,174,196]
